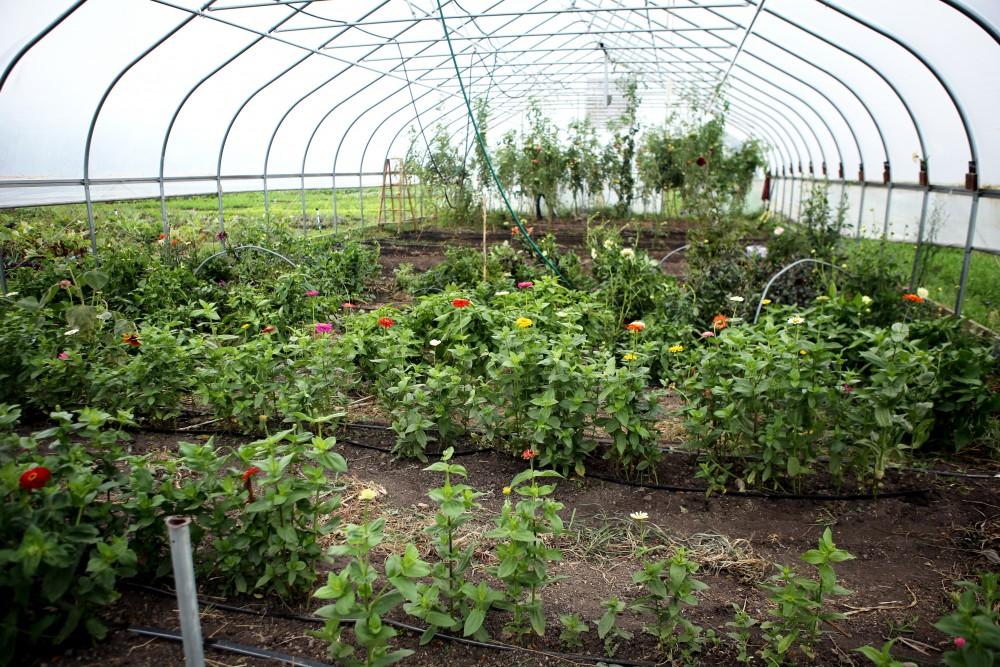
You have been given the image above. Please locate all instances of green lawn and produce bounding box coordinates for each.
[848,238,1000,331]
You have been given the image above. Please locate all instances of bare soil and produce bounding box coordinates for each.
[375,219,693,280]
[39,422,1000,667]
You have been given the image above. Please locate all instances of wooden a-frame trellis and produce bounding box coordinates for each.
[377,158,418,231]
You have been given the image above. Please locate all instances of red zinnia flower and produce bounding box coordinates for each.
[242,466,261,482]
[262,325,276,334]
[902,293,924,303]
[521,449,537,461]
[378,317,395,329]
[19,466,51,491]
[451,298,471,308]
[712,314,728,330]
[696,156,707,167]
[121,332,141,347]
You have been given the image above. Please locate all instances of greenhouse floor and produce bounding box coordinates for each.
[47,424,1000,667]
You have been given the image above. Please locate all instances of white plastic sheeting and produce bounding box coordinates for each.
[0,1,998,245]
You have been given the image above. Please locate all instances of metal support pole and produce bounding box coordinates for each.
[166,516,204,667]
[955,193,980,318]
[359,173,365,231]
[84,184,99,264]
[909,188,931,290]
[855,182,867,239]
[0,246,7,294]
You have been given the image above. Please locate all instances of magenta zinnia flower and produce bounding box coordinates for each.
[57,351,70,360]
[315,322,333,334]
[305,290,319,297]
[517,281,534,289]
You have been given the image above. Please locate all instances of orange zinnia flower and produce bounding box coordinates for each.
[626,320,646,333]
[712,314,728,330]
[451,298,471,308]
[121,332,141,347]
[902,293,924,303]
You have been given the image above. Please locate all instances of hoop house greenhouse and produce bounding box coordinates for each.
[1,1,998,665]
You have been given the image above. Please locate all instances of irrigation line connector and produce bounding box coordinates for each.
[166,516,205,667]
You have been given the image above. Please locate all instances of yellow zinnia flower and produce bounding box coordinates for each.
[502,486,512,496]
[514,317,533,329]
[668,344,685,353]
[623,353,637,362]
[358,489,378,501]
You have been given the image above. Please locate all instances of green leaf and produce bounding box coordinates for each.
[464,608,486,637]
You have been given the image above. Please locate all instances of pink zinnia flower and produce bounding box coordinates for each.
[342,302,356,310]
[315,322,333,334]
[57,352,70,360]
[842,384,855,394]
[954,637,966,649]
[700,331,715,338]
[517,281,534,289]
[305,290,319,297]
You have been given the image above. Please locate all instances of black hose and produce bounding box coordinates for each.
[585,471,930,501]
[125,584,657,667]
[124,421,999,482]
[127,625,333,667]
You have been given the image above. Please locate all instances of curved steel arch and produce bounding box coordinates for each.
[0,1,89,95]
[260,0,477,224]
[82,1,218,263]
[300,0,558,223]
[811,0,977,167]
[157,2,313,237]
[573,1,829,186]
[210,0,392,241]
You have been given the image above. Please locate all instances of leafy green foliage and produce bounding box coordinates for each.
[759,528,854,664]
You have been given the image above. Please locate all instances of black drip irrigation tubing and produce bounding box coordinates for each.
[127,625,332,667]
[126,583,657,667]
[122,421,999,483]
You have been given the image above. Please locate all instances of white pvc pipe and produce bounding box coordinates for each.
[166,516,204,667]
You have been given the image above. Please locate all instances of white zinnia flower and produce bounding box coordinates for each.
[590,248,597,260]
[620,248,635,260]
[861,295,873,305]
[64,328,80,336]
[495,290,510,296]
[728,296,744,303]
[429,339,441,347]
[603,238,614,250]
[916,287,929,299]
[773,226,785,236]
[629,511,649,521]
[787,316,805,325]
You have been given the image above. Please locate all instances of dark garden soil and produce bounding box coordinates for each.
[40,421,1000,667]
[374,219,693,281]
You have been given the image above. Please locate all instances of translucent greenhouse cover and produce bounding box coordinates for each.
[0,0,998,252]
